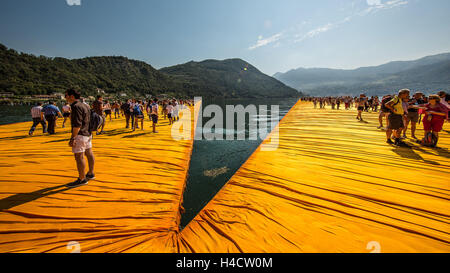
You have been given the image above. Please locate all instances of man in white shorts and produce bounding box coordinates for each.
[65,88,96,188]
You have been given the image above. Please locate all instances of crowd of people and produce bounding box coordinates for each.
[303,90,450,147]
[26,88,449,188]
[29,95,193,136]
[28,89,193,188]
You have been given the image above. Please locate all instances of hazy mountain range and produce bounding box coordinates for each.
[274,53,450,97]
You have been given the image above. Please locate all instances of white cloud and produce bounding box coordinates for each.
[295,23,334,43]
[66,0,81,6]
[248,32,283,50]
[367,0,382,6]
[361,0,408,15]
[247,0,409,49]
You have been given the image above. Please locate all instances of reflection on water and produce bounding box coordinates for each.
[181,97,298,228]
[0,103,66,125]
[0,105,34,125]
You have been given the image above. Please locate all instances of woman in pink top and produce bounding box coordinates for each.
[419,95,448,146]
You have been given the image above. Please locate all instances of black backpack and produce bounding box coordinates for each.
[381,95,400,113]
[420,132,438,147]
[89,110,103,133]
[380,96,391,111]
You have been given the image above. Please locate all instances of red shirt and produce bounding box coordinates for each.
[424,103,449,120]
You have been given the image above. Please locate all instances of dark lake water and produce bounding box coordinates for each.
[180,97,298,228]
[0,98,299,229]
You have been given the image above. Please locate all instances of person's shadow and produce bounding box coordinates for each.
[392,146,441,165]
[0,185,71,211]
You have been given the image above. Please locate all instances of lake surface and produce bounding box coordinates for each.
[0,98,299,229]
[180,97,298,228]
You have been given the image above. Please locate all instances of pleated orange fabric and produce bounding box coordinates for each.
[179,101,450,253]
[0,100,449,253]
[0,102,200,253]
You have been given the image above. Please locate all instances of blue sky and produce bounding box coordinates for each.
[1,0,449,75]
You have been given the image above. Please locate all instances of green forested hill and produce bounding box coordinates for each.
[0,43,301,98]
[0,43,174,97]
[160,59,301,98]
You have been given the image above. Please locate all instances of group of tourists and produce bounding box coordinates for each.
[309,96,382,112]
[29,96,191,136]
[305,90,450,147]
[28,88,192,188]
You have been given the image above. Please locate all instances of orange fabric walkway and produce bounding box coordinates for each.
[0,103,200,253]
[0,100,449,253]
[179,101,450,253]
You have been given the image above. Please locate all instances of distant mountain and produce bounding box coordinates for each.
[160,59,301,98]
[0,43,300,99]
[274,53,450,96]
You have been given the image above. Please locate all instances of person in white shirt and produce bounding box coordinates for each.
[104,100,112,121]
[438,91,450,110]
[172,99,179,122]
[62,102,71,128]
[166,102,174,125]
[150,98,159,133]
[29,102,47,136]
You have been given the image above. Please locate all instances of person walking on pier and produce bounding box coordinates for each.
[166,102,174,125]
[42,101,63,135]
[150,98,159,133]
[356,94,367,121]
[172,99,180,121]
[28,102,47,136]
[65,88,95,188]
[403,92,425,139]
[104,100,112,121]
[385,89,410,146]
[132,100,144,131]
[92,95,106,135]
[62,102,71,128]
[121,100,132,128]
[419,94,449,147]
[113,101,121,119]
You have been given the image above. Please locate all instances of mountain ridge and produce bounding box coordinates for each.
[274,52,450,96]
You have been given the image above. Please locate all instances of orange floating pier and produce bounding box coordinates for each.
[0,100,449,253]
[0,103,201,253]
[179,101,450,253]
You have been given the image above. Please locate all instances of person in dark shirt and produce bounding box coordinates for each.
[403,92,425,139]
[92,95,106,135]
[121,100,132,128]
[65,88,96,188]
[42,101,63,134]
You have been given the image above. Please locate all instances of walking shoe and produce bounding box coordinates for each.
[66,178,88,188]
[395,140,410,147]
[386,139,394,145]
[399,142,411,147]
[86,173,96,180]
